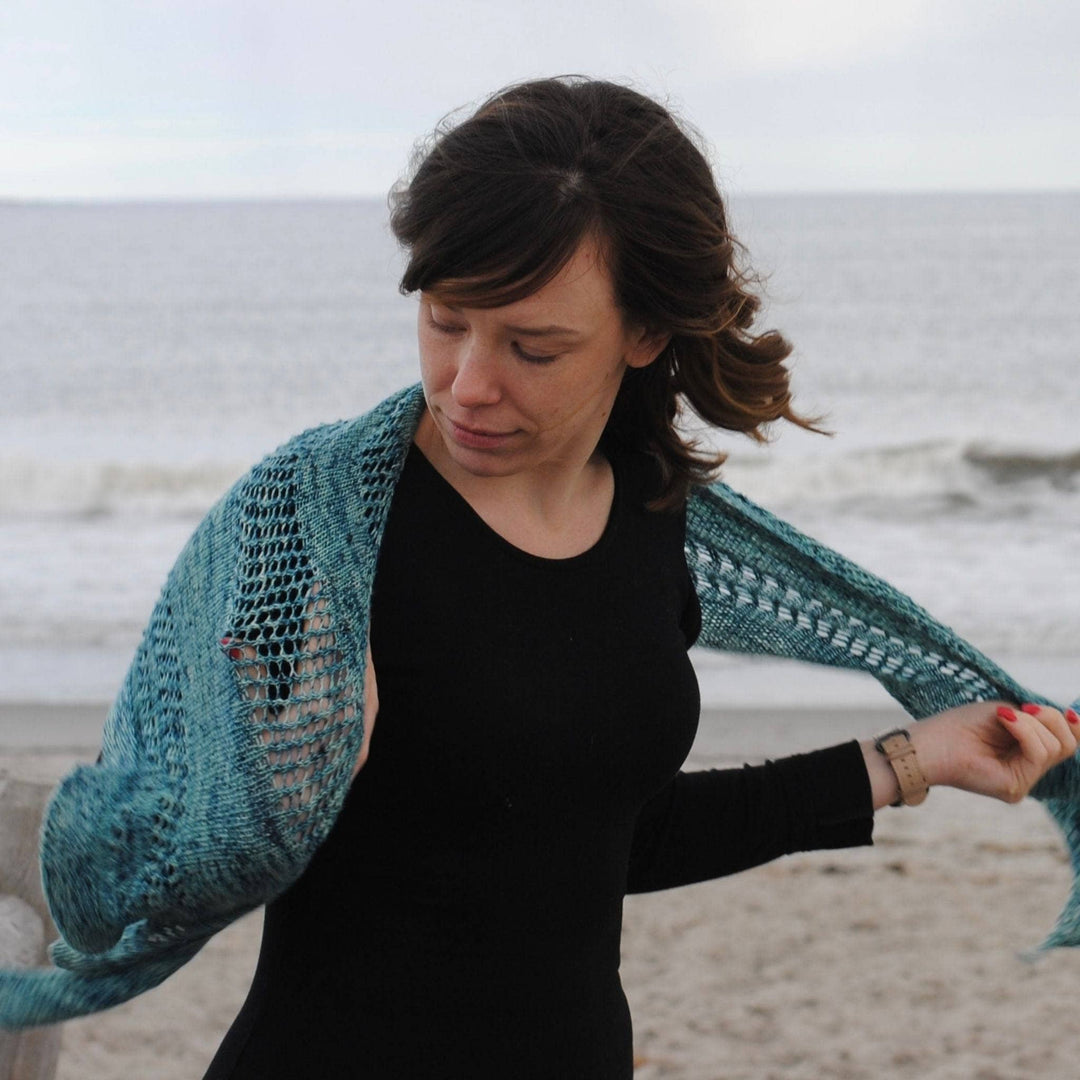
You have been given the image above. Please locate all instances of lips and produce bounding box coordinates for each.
[453,420,513,438]
[445,417,517,450]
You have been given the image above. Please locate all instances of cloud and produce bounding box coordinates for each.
[666,0,940,74]
[0,0,1075,197]
[716,123,1080,193]
[0,130,415,199]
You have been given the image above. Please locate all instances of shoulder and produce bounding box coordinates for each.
[250,384,426,477]
[177,383,425,628]
[218,385,427,520]
[612,446,670,514]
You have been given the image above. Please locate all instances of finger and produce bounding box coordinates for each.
[1021,704,1078,765]
[221,638,267,686]
[995,707,1073,800]
[995,706,1053,786]
[221,637,257,662]
[353,645,379,780]
[364,644,379,720]
[352,721,375,778]
[301,585,332,642]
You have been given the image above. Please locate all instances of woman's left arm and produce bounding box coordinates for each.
[861,702,1079,811]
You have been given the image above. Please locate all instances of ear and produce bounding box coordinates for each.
[624,326,671,370]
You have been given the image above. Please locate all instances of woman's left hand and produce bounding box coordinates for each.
[864,700,1078,809]
[352,643,379,781]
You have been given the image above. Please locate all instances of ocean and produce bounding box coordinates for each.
[1,194,1078,711]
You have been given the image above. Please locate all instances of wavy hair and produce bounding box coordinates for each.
[389,76,824,508]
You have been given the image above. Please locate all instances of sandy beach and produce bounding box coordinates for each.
[4,704,1080,1080]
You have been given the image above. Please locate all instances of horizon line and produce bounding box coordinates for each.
[2,186,1078,208]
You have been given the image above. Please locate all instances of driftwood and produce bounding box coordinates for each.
[0,776,61,1080]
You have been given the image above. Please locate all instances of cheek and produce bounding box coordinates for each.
[569,354,626,403]
[418,334,454,389]
[535,367,623,428]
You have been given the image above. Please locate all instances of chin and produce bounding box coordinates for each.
[444,445,526,478]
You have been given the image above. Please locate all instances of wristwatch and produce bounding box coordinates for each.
[874,727,929,807]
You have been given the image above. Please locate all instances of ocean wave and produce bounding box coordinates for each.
[962,444,1080,485]
[0,457,244,519]
[3,437,1078,522]
[721,438,1080,518]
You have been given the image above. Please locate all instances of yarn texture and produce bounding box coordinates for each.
[1,383,1077,1028]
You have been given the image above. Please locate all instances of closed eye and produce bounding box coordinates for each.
[428,310,558,364]
[427,312,465,336]
[512,342,558,365]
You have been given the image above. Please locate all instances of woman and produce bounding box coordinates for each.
[1,77,1077,1076]
[199,78,1075,1077]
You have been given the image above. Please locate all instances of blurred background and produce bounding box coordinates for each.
[1,0,1078,715]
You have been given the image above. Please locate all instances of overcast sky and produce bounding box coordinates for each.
[2,0,1077,200]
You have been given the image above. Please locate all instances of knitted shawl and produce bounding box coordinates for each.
[2,384,1078,1029]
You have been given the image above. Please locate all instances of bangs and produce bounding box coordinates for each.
[396,174,605,309]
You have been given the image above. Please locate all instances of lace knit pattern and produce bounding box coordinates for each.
[2,383,1077,1028]
[225,445,361,854]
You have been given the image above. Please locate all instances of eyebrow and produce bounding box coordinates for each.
[440,303,583,339]
[505,323,583,339]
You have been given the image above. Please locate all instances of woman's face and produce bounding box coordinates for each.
[417,237,664,481]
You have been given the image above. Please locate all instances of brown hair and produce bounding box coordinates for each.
[389,76,824,509]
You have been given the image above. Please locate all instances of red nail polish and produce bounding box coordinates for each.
[1067,709,1079,726]
[220,637,232,645]
[227,647,243,661]
[997,706,1018,722]
[1021,704,1041,716]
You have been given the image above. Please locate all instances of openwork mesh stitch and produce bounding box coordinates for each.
[685,537,997,704]
[4,384,1077,1032]
[682,482,1025,720]
[62,579,193,950]
[134,593,189,924]
[223,453,360,853]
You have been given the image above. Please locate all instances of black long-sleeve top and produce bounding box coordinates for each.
[204,444,873,1080]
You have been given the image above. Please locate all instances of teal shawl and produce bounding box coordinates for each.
[2,384,1078,1028]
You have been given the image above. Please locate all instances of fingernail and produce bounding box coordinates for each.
[997,706,1018,722]
[1021,704,1041,716]
[1067,709,1079,726]
[221,637,244,660]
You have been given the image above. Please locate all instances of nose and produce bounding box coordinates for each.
[451,340,501,409]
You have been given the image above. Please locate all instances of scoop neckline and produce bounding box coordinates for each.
[407,441,623,568]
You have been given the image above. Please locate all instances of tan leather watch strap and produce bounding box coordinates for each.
[874,728,929,807]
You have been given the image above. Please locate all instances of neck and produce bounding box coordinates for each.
[414,409,614,558]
